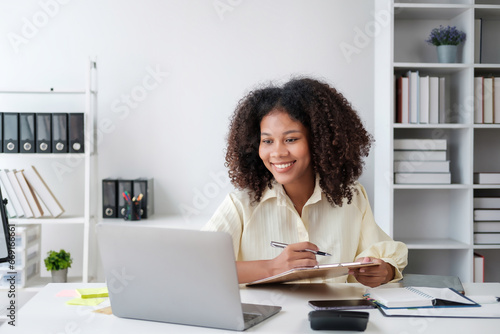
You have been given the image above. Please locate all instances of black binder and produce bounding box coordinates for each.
[133,178,154,218]
[36,113,52,153]
[52,113,68,153]
[102,179,118,218]
[19,113,36,153]
[68,113,84,153]
[0,113,3,153]
[117,179,133,218]
[3,113,19,153]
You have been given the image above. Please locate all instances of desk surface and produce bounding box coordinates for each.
[2,282,500,333]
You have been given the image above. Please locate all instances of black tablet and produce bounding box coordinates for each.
[0,184,13,263]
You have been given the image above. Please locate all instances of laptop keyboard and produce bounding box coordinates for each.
[243,313,260,322]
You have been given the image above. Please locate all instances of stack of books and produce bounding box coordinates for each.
[394,139,451,184]
[395,71,446,124]
[474,76,500,124]
[474,197,500,245]
[0,166,64,219]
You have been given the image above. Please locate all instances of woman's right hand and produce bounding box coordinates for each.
[268,241,319,276]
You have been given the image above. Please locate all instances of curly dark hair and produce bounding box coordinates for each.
[225,77,373,206]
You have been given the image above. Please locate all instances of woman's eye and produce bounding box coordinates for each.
[262,139,272,144]
[286,138,297,143]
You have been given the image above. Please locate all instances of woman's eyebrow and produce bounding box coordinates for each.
[260,130,301,136]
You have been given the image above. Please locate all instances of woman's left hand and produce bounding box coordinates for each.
[348,257,395,288]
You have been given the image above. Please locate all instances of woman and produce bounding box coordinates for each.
[203,77,407,287]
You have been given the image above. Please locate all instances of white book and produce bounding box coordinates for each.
[474,77,483,124]
[439,77,446,123]
[0,169,24,217]
[15,170,43,218]
[394,160,450,173]
[483,78,494,123]
[407,71,419,124]
[474,222,500,233]
[474,173,500,184]
[7,169,33,218]
[393,139,447,151]
[473,253,484,283]
[474,197,500,209]
[494,77,500,124]
[394,172,451,184]
[394,150,447,161]
[0,173,18,218]
[474,209,500,221]
[474,233,500,244]
[419,76,429,124]
[23,166,64,218]
[429,77,439,124]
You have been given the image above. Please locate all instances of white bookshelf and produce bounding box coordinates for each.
[0,59,97,290]
[374,0,500,283]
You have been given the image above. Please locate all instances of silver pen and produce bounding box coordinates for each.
[270,241,332,256]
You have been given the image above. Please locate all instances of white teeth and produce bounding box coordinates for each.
[274,162,293,169]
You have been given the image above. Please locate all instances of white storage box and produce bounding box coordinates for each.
[14,225,41,249]
[0,258,39,288]
[0,243,40,269]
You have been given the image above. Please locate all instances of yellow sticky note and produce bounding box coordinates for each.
[66,298,106,306]
[76,287,109,299]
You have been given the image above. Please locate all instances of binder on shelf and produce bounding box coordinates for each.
[429,77,439,124]
[396,77,409,124]
[68,113,84,153]
[394,172,451,185]
[133,178,154,218]
[474,197,500,209]
[474,222,500,233]
[474,233,500,244]
[36,113,52,153]
[495,77,500,124]
[6,169,33,218]
[117,179,133,218]
[15,170,43,218]
[439,77,446,123]
[102,179,118,218]
[394,160,450,173]
[23,166,64,218]
[473,253,484,283]
[394,150,447,161]
[0,169,24,217]
[52,113,68,153]
[407,71,419,124]
[474,77,483,124]
[419,75,429,124]
[393,139,447,151]
[483,78,494,124]
[3,112,19,153]
[474,209,500,221]
[0,113,3,153]
[19,113,36,153]
[474,172,500,184]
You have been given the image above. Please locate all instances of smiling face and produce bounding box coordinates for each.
[259,109,314,190]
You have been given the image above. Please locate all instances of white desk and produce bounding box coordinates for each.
[1,282,500,333]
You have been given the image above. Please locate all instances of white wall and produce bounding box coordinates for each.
[0,0,377,223]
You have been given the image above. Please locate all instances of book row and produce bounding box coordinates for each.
[0,112,84,154]
[102,178,154,219]
[394,139,450,184]
[474,197,500,244]
[0,167,64,219]
[474,77,500,124]
[395,72,445,124]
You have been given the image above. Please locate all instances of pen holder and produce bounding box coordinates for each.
[124,200,142,221]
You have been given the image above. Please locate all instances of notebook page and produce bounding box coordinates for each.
[366,287,434,308]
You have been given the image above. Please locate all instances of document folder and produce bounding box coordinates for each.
[52,113,68,153]
[102,179,118,218]
[117,179,133,218]
[3,113,19,153]
[0,113,3,153]
[19,113,36,153]
[68,113,84,153]
[36,113,52,153]
[133,178,154,218]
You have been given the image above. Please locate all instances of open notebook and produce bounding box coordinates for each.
[364,287,479,309]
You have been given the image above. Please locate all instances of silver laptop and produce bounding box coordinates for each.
[96,223,281,331]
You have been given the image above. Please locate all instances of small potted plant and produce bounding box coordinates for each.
[44,249,72,283]
[426,25,466,63]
